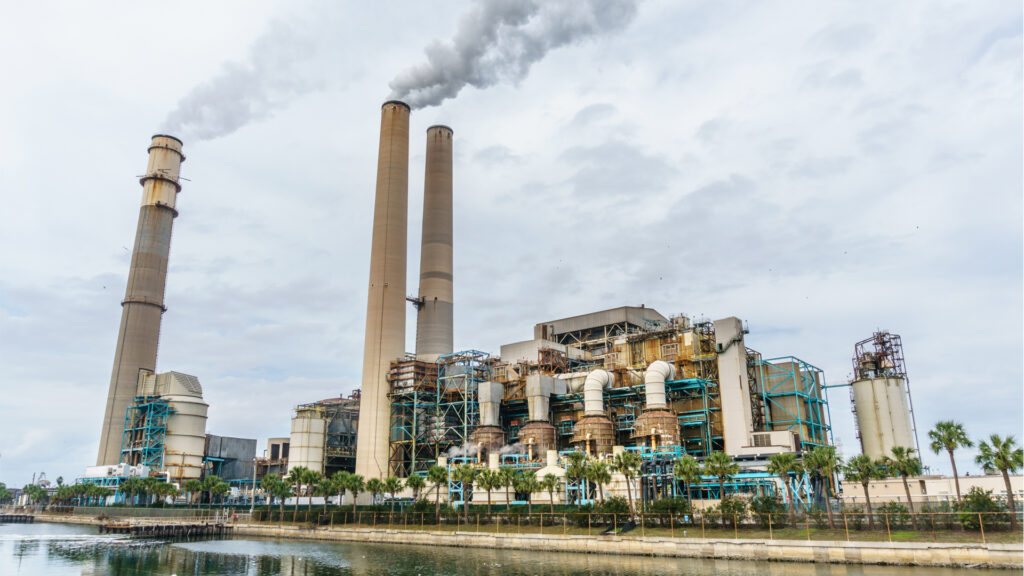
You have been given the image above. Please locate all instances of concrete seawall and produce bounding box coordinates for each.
[231,523,1023,569]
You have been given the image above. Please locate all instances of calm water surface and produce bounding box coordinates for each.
[1,521,1016,576]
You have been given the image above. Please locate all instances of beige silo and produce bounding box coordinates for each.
[96,135,184,466]
[415,125,454,362]
[355,101,410,480]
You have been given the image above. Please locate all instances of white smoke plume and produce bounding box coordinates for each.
[162,17,324,142]
[498,442,527,455]
[447,443,482,459]
[389,0,639,109]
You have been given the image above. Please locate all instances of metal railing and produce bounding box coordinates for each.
[246,509,1021,544]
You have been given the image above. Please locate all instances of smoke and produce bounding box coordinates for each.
[498,442,527,455]
[162,17,324,142]
[389,0,639,109]
[447,443,482,458]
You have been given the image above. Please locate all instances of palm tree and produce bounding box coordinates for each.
[475,469,499,514]
[203,475,224,510]
[844,454,883,530]
[564,452,589,505]
[383,477,403,514]
[345,474,365,516]
[285,467,306,517]
[588,460,612,502]
[118,478,140,506]
[302,470,323,519]
[184,479,203,508]
[976,434,1024,531]
[272,479,291,523]
[929,421,973,502]
[451,464,478,522]
[612,451,642,516]
[513,470,539,515]
[211,481,230,506]
[541,474,561,514]
[366,478,384,508]
[804,446,839,529]
[316,475,335,516]
[498,467,516,511]
[703,452,739,503]
[260,474,281,517]
[141,476,160,507]
[426,465,448,517]
[405,474,426,502]
[673,455,701,511]
[884,446,922,529]
[331,471,351,507]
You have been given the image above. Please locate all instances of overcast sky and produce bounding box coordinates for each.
[0,1,1020,487]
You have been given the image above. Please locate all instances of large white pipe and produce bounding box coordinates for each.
[478,381,503,427]
[583,369,612,415]
[644,360,675,409]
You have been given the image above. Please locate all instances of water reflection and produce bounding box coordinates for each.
[0,522,1017,576]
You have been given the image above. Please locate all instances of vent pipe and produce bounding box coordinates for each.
[96,134,184,466]
[355,101,410,480]
[644,360,675,409]
[415,125,454,362]
[583,369,612,415]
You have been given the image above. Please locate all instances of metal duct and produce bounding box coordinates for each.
[478,381,503,427]
[96,134,184,466]
[525,374,554,421]
[644,360,675,410]
[583,369,612,415]
[355,101,410,480]
[415,125,454,362]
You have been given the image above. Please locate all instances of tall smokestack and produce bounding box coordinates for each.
[96,135,185,465]
[355,101,410,479]
[415,125,454,361]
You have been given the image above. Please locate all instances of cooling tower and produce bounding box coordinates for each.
[96,135,184,466]
[355,101,410,479]
[415,125,454,362]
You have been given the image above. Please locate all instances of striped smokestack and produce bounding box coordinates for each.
[415,125,454,361]
[96,134,185,465]
[355,101,410,480]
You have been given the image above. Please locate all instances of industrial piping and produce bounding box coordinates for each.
[583,369,612,415]
[415,125,454,362]
[643,360,675,409]
[96,134,184,466]
[355,101,410,480]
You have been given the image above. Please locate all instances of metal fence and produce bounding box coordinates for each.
[249,509,1020,544]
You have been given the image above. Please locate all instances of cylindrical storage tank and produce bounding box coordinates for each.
[852,376,915,460]
[163,394,208,481]
[519,421,557,459]
[289,411,327,474]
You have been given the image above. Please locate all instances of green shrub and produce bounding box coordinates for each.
[717,496,748,527]
[957,487,1008,530]
[596,496,630,515]
[841,504,865,531]
[750,494,786,527]
[877,501,909,529]
[648,497,691,515]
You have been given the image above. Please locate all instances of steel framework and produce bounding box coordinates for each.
[754,356,833,450]
[119,395,172,470]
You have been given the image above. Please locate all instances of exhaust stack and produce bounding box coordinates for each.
[96,135,185,465]
[355,101,410,480]
[415,125,454,361]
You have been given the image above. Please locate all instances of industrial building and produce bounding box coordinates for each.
[287,393,360,476]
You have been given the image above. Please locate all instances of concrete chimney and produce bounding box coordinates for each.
[96,134,185,465]
[355,101,410,480]
[415,125,454,361]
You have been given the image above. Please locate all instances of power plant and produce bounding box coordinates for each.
[84,102,935,513]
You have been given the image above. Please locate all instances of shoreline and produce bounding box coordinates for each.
[36,514,1023,568]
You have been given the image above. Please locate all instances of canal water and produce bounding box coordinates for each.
[0,521,1016,575]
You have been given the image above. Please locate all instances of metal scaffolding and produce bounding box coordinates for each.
[119,395,172,470]
[754,356,832,450]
